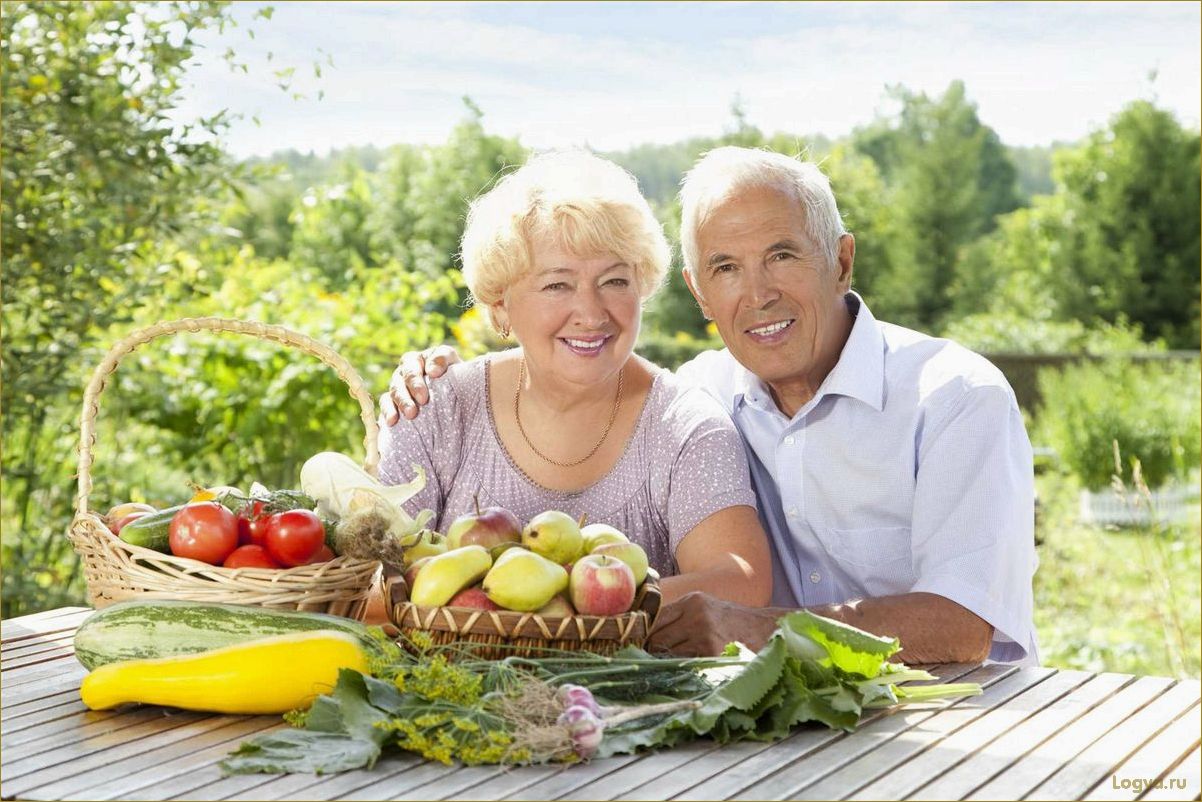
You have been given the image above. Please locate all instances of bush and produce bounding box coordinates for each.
[1034,358,1200,490]
[635,330,723,372]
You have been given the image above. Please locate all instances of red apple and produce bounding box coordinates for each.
[105,502,156,533]
[447,585,501,611]
[110,510,152,535]
[447,502,522,551]
[569,554,636,616]
[403,556,434,590]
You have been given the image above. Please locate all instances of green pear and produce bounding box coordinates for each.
[592,541,649,586]
[481,548,569,612]
[521,510,583,565]
[581,523,629,553]
[410,545,492,607]
[535,593,576,618]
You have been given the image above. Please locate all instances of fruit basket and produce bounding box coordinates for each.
[385,569,663,659]
[67,317,382,620]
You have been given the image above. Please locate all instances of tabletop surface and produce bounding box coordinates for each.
[1,607,1198,801]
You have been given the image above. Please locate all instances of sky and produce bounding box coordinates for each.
[173,1,1202,158]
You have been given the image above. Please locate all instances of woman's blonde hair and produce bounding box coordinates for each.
[460,150,670,324]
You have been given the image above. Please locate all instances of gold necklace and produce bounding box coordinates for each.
[514,358,624,468]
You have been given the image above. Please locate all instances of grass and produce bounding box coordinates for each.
[1034,470,1201,679]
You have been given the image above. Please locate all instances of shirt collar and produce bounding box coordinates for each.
[733,291,885,416]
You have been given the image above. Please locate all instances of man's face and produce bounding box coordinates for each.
[685,185,854,410]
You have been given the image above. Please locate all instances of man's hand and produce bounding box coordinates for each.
[647,591,788,656]
[379,345,463,425]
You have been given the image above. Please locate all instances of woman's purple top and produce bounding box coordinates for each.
[377,354,757,577]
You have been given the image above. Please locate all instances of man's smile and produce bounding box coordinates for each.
[744,318,796,343]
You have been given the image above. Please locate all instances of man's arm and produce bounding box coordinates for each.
[647,590,992,663]
[380,345,463,424]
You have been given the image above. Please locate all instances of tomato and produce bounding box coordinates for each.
[305,545,335,564]
[264,509,325,567]
[237,500,271,547]
[169,502,240,565]
[223,544,282,569]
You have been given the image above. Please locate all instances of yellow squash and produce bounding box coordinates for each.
[79,630,370,714]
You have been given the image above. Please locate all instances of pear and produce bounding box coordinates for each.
[521,510,583,565]
[581,523,629,553]
[409,545,492,607]
[482,548,569,612]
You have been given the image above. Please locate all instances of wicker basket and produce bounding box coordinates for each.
[385,569,662,659]
[68,317,383,620]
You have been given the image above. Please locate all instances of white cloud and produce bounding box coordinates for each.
[170,1,1200,157]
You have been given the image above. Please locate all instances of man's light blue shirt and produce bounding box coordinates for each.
[677,293,1039,664]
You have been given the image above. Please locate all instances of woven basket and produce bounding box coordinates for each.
[386,569,662,659]
[68,317,382,620]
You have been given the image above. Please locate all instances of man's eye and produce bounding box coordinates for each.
[771,252,796,262]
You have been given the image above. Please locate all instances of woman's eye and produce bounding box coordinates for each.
[543,282,568,291]
[605,277,629,287]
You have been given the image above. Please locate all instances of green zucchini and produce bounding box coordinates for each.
[73,600,395,670]
[117,505,184,552]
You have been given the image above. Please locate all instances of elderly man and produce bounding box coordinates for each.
[382,147,1038,666]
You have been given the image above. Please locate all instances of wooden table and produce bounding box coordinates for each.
[2,607,1198,801]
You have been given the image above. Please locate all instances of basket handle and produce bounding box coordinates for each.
[74,317,380,520]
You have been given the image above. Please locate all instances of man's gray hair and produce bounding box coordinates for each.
[679,147,846,276]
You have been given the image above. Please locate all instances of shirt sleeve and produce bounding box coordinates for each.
[908,383,1039,664]
[664,390,760,556]
[375,370,463,523]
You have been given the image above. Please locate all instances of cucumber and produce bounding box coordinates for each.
[117,505,184,552]
[73,600,394,670]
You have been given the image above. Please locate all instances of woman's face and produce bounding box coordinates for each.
[493,238,642,390]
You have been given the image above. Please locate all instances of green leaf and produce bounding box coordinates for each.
[219,730,381,775]
[779,611,899,678]
[689,637,787,732]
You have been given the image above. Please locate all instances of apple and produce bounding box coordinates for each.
[446,501,521,551]
[535,593,576,618]
[110,510,152,535]
[591,542,649,586]
[400,529,447,567]
[105,502,156,533]
[403,555,434,590]
[569,554,636,616]
[447,585,502,611]
[581,523,628,553]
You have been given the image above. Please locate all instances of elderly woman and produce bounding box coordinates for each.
[377,151,771,605]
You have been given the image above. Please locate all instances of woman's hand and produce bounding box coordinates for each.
[658,505,773,608]
[380,345,463,424]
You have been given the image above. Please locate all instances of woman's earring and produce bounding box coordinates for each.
[499,324,511,338]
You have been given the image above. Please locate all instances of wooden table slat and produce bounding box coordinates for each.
[1085,701,1201,801]
[1139,745,1200,801]
[1031,681,1202,800]
[732,664,1043,800]
[901,671,1131,801]
[4,608,1200,802]
[671,663,1017,801]
[17,716,282,801]
[843,667,1094,801]
[967,675,1174,800]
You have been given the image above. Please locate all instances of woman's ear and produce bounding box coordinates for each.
[488,302,511,339]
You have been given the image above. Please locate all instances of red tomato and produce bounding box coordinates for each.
[305,545,335,564]
[223,544,282,569]
[169,502,239,565]
[264,509,325,567]
[237,500,271,546]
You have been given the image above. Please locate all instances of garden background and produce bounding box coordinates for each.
[2,2,1199,678]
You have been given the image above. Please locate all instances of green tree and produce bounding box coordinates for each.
[1049,101,1200,347]
[288,163,378,287]
[853,81,1020,329]
[1,1,249,616]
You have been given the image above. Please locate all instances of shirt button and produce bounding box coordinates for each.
[809,571,821,583]
[784,435,795,446]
